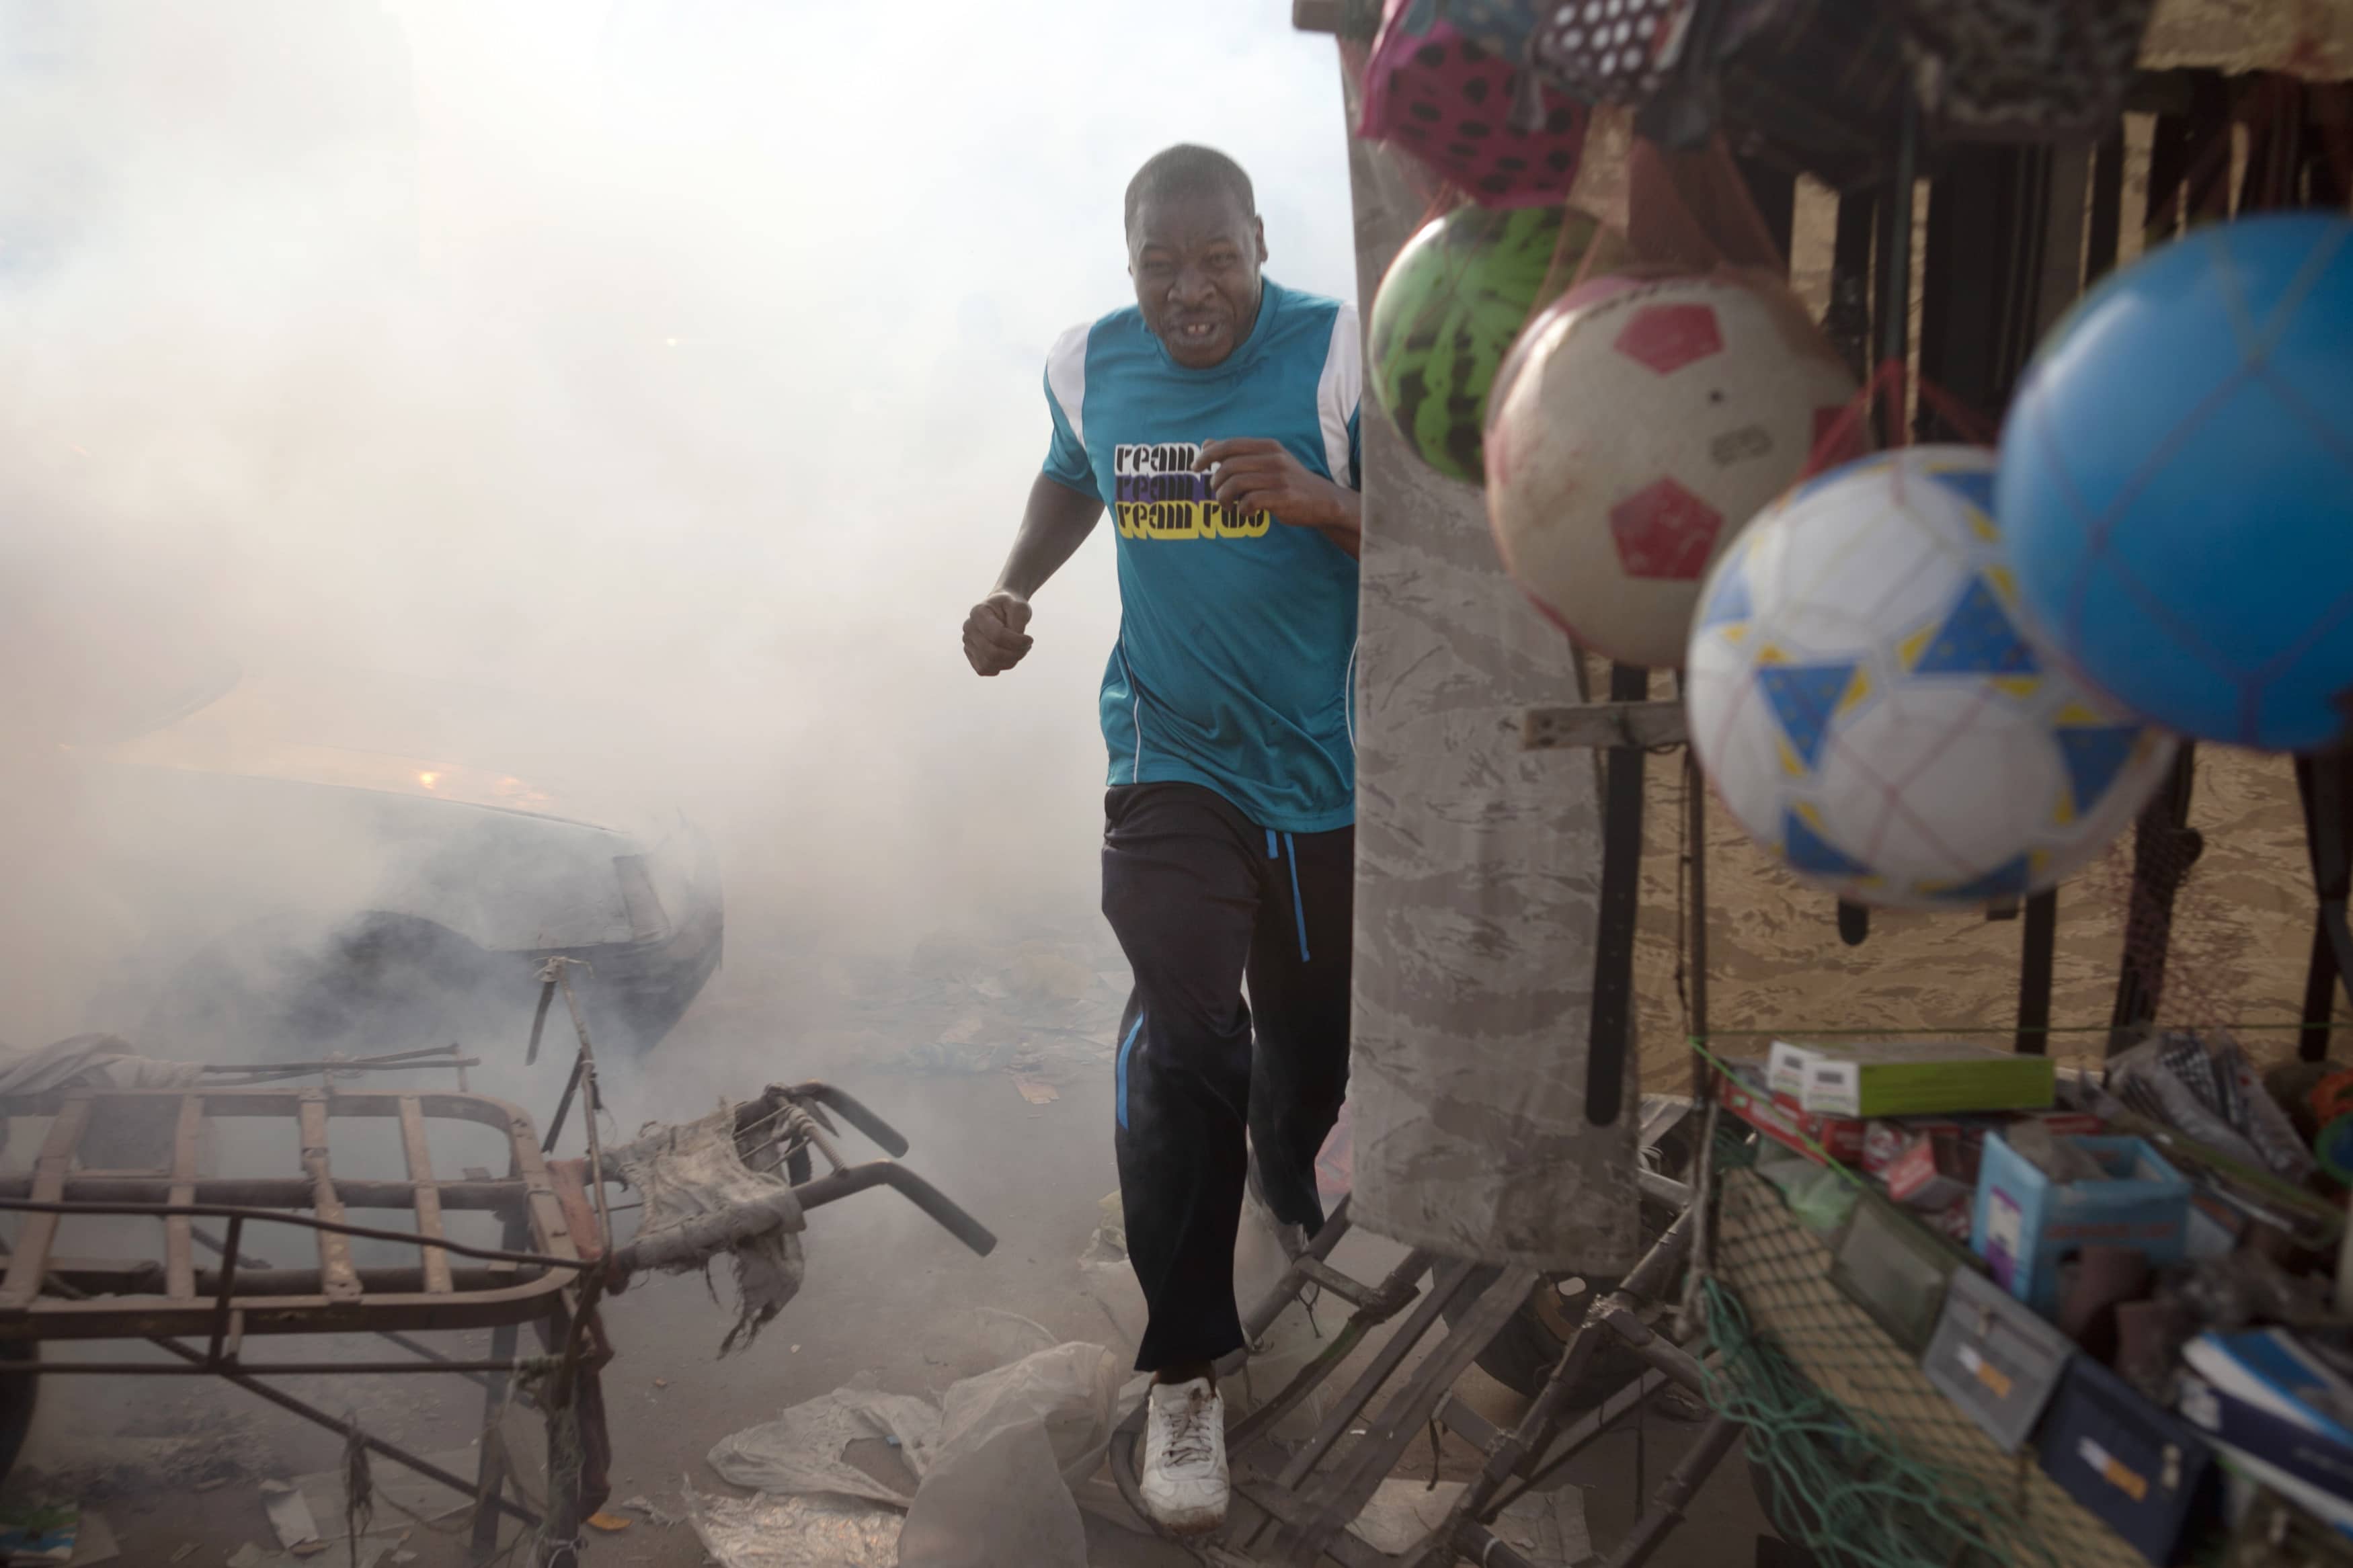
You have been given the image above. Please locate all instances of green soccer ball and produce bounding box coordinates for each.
[1368,204,1601,485]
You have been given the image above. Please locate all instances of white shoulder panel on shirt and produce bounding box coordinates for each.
[1045,321,1092,448]
[1316,302,1361,490]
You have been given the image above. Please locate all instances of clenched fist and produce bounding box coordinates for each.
[963,591,1034,676]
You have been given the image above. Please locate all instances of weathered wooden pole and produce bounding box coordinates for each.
[1308,4,1638,1271]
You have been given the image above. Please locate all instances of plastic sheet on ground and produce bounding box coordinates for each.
[898,1419,1088,1568]
[683,1487,901,1568]
[702,1342,1123,1568]
[706,1385,941,1505]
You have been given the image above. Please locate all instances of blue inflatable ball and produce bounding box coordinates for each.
[1997,212,2353,753]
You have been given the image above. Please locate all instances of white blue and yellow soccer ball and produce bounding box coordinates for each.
[1685,446,2178,911]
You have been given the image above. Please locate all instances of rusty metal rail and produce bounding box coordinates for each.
[0,1085,582,1341]
[0,1078,996,1350]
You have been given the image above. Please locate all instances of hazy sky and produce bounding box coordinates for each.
[0,1,1362,1039]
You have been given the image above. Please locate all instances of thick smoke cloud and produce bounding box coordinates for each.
[0,0,1355,1059]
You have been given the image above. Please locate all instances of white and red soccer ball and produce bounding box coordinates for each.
[1484,273,1861,670]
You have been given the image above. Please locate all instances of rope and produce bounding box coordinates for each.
[1697,1278,2053,1568]
[1691,1019,2342,1040]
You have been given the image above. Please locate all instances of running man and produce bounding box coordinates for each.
[961,144,1361,1535]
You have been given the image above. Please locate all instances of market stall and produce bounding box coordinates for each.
[1283,0,2353,1563]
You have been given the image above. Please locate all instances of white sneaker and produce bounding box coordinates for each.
[1139,1376,1228,1536]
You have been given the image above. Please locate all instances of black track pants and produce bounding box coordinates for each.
[1101,782,1353,1373]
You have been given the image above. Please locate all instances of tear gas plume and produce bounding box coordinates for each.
[0,0,1355,1098]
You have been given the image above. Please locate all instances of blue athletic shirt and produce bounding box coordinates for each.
[1041,278,1362,834]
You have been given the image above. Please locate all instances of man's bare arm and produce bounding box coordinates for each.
[963,474,1106,676]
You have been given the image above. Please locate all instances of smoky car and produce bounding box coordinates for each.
[63,661,723,1062]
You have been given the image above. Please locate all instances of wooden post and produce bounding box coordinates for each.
[1320,20,1637,1270]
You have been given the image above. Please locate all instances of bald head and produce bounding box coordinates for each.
[1124,145,1256,237]
[1123,145,1269,369]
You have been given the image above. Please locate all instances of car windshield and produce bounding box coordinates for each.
[42,651,245,749]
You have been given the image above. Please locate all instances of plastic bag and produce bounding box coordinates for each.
[932,1342,1121,1491]
[897,1420,1088,1568]
[705,1386,941,1505]
[704,1344,1121,1568]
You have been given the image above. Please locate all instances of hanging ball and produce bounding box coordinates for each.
[1484,272,1860,669]
[1367,204,1605,484]
[1997,212,2353,753]
[1687,446,2178,910]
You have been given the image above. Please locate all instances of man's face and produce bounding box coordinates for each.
[1129,188,1268,370]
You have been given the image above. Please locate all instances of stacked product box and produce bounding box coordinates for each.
[1720,1031,2353,1560]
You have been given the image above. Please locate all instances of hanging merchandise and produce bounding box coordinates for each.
[1896,0,2159,142]
[1435,0,1542,56]
[1527,0,1704,105]
[1525,0,1791,149]
[1483,269,1857,669]
[1368,203,1614,483]
[1997,212,2353,754]
[1359,1,1593,207]
[1709,0,1912,192]
[1685,445,2178,910]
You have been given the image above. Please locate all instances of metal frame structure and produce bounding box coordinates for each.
[0,965,998,1567]
[1143,9,2353,1568]
[0,1055,606,1561]
[1110,1184,1717,1568]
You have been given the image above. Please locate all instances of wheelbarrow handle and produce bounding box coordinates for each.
[772,1082,912,1158]
[794,1161,997,1257]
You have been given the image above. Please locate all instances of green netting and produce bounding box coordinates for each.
[1701,1167,2148,1568]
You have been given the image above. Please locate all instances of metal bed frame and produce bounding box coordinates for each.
[0,964,996,1567]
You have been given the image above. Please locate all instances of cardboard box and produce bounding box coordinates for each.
[1718,1065,1868,1164]
[1886,1128,1983,1211]
[1970,1133,2190,1318]
[1769,1038,2057,1118]
[2038,1355,2219,1565]
[1924,1267,2075,1454]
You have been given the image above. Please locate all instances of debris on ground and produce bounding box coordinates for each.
[856,934,1130,1080]
[15,1407,271,1500]
[616,1494,686,1528]
[221,1536,399,1568]
[0,1499,77,1565]
[702,1342,1125,1568]
[583,1511,631,1532]
[292,1448,473,1531]
[65,1510,116,1565]
[1353,1480,1591,1564]
[683,1487,901,1568]
[259,1481,320,1552]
